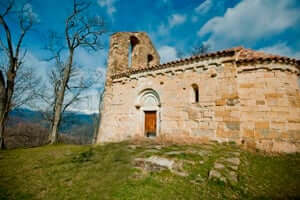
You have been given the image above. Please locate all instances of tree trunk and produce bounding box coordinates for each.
[49,50,74,144]
[0,70,5,149]
[0,61,16,149]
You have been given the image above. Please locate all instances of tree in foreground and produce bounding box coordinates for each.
[191,43,210,56]
[177,43,210,59]
[47,0,106,144]
[37,36,95,142]
[0,0,39,149]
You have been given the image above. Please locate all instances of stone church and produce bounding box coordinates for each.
[96,32,300,153]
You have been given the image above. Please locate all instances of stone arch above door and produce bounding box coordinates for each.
[135,88,161,109]
[135,88,161,137]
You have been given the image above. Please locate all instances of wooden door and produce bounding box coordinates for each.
[145,111,156,137]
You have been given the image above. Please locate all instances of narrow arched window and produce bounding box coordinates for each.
[147,54,153,67]
[192,84,199,103]
[128,36,139,68]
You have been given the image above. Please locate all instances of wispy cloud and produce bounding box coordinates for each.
[23,3,40,22]
[97,0,118,17]
[195,0,212,14]
[158,24,169,36]
[156,13,186,36]
[158,46,177,63]
[168,14,186,28]
[198,0,300,49]
[259,43,300,59]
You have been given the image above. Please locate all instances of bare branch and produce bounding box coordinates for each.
[0,0,14,17]
[0,15,14,59]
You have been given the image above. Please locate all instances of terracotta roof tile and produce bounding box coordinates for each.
[111,47,299,79]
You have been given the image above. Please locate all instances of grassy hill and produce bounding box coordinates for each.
[0,141,299,200]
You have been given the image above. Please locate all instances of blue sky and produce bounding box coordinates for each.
[2,0,300,113]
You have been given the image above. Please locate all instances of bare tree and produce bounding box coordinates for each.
[46,0,106,144]
[37,53,94,132]
[191,43,210,56]
[0,60,41,110]
[0,0,38,149]
[176,43,210,59]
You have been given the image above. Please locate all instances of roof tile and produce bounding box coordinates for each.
[111,47,299,79]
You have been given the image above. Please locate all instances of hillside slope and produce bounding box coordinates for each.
[0,142,299,200]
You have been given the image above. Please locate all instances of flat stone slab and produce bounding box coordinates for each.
[231,152,240,157]
[209,169,227,183]
[224,157,240,166]
[144,149,160,153]
[214,162,225,169]
[134,156,187,176]
[165,151,184,155]
[228,170,238,183]
[208,154,241,184]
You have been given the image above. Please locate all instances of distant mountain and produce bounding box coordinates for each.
[8,108,98,139]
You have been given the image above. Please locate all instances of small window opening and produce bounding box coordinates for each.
[192,84,199,103]
[128,36,139,68]
[147,54,154,67]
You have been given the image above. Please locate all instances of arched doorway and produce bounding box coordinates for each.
[136,89,161,138]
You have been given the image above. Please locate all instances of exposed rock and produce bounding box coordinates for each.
[143,149,160,154]
[128,145,138,150]
[229,165,238,171]
[214,162,225,169]
[198,150,211,157]
[147,145,162,150]
[165,151,184,155]
[231,152,240,157]
[227,170,238,184]
[225,157,240,166]
[184,160,196,165]
[209,169,227,183]
[134,156,187,176]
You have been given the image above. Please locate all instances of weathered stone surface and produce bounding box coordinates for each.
[214,163,225,169]
[165,151,183,155]
[224,157,240,166]
[209,169,227,183]
[227,170,238,184]
[97,31,300,153]
[134,156,187,176]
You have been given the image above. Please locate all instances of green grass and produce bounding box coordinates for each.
[0,142,299,200]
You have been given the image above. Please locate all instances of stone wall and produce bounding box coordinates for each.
[236,63,300,152]
[97,32,300,153]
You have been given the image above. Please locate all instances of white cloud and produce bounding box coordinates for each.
[259,43,300,59]
[158,24,169,36]
[168,14,186,28]
[74,47,106,87]
[23,3,40,22]
[158,46,177,63]
[198,0,300,49]
[97,0,118,17]
[71,48,107,113]
[195,0,212,14]
[24,52,50,80]
[68,88,102,114]
[156,13,186,36]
